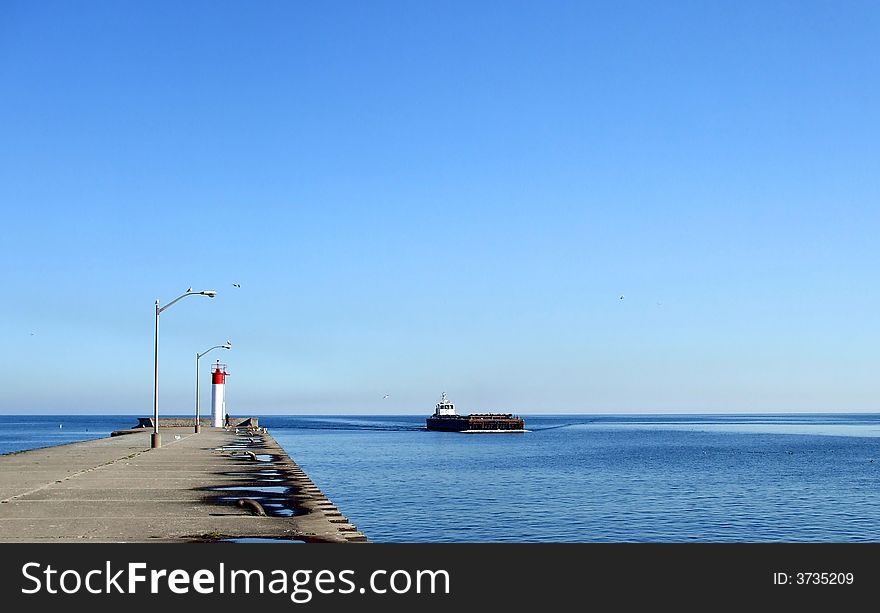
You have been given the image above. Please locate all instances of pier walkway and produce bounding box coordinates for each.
[0,425,366,543]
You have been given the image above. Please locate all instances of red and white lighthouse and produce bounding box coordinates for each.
[211,361,228,428]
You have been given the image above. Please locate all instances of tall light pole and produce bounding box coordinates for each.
[195,341,231,433]
[153,288,217,449]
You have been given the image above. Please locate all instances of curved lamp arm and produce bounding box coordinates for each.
[198,343,232,359]
[159,290,217,314]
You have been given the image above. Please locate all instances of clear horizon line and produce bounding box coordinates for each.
[2,410,880,417]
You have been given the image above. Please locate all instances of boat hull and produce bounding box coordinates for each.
[426,414,525,433]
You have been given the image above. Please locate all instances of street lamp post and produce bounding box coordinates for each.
[195,341,231,433]
[152,289,217,449]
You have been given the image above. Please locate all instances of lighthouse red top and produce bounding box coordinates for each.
[211,362,228,384]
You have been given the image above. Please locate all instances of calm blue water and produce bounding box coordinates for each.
[264,414,880,543]
[0,415,134,455]
[3,414,880,542]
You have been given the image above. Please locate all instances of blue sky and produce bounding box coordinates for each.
[1,1,878,414]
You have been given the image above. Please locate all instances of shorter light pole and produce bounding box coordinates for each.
[195,341,231,433]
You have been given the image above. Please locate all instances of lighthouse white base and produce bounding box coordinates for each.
[211,383,225,428]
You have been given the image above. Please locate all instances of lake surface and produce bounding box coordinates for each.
[3,413,880,542]
[0,415,132,455]
[264,414,880,542]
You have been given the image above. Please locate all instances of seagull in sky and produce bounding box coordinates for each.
[619,295,625,300]
[382,394,390,399]
[233,283,241,288]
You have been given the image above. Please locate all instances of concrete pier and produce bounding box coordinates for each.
[0,425,367,543]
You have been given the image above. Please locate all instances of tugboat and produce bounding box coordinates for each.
[425,393,525,433]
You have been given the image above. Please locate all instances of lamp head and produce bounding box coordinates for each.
[201,290,217,298]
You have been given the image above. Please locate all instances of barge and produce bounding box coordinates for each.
[425,393,525,433]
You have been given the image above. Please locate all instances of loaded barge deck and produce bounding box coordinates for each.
[425,393,525,433]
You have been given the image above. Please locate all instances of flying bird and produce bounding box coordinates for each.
[619,295,625,300]
[233,283,241,288]
[382,394,390,399]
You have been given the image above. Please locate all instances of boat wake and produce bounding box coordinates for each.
[272,419,425,433]
[527,421,592,432]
